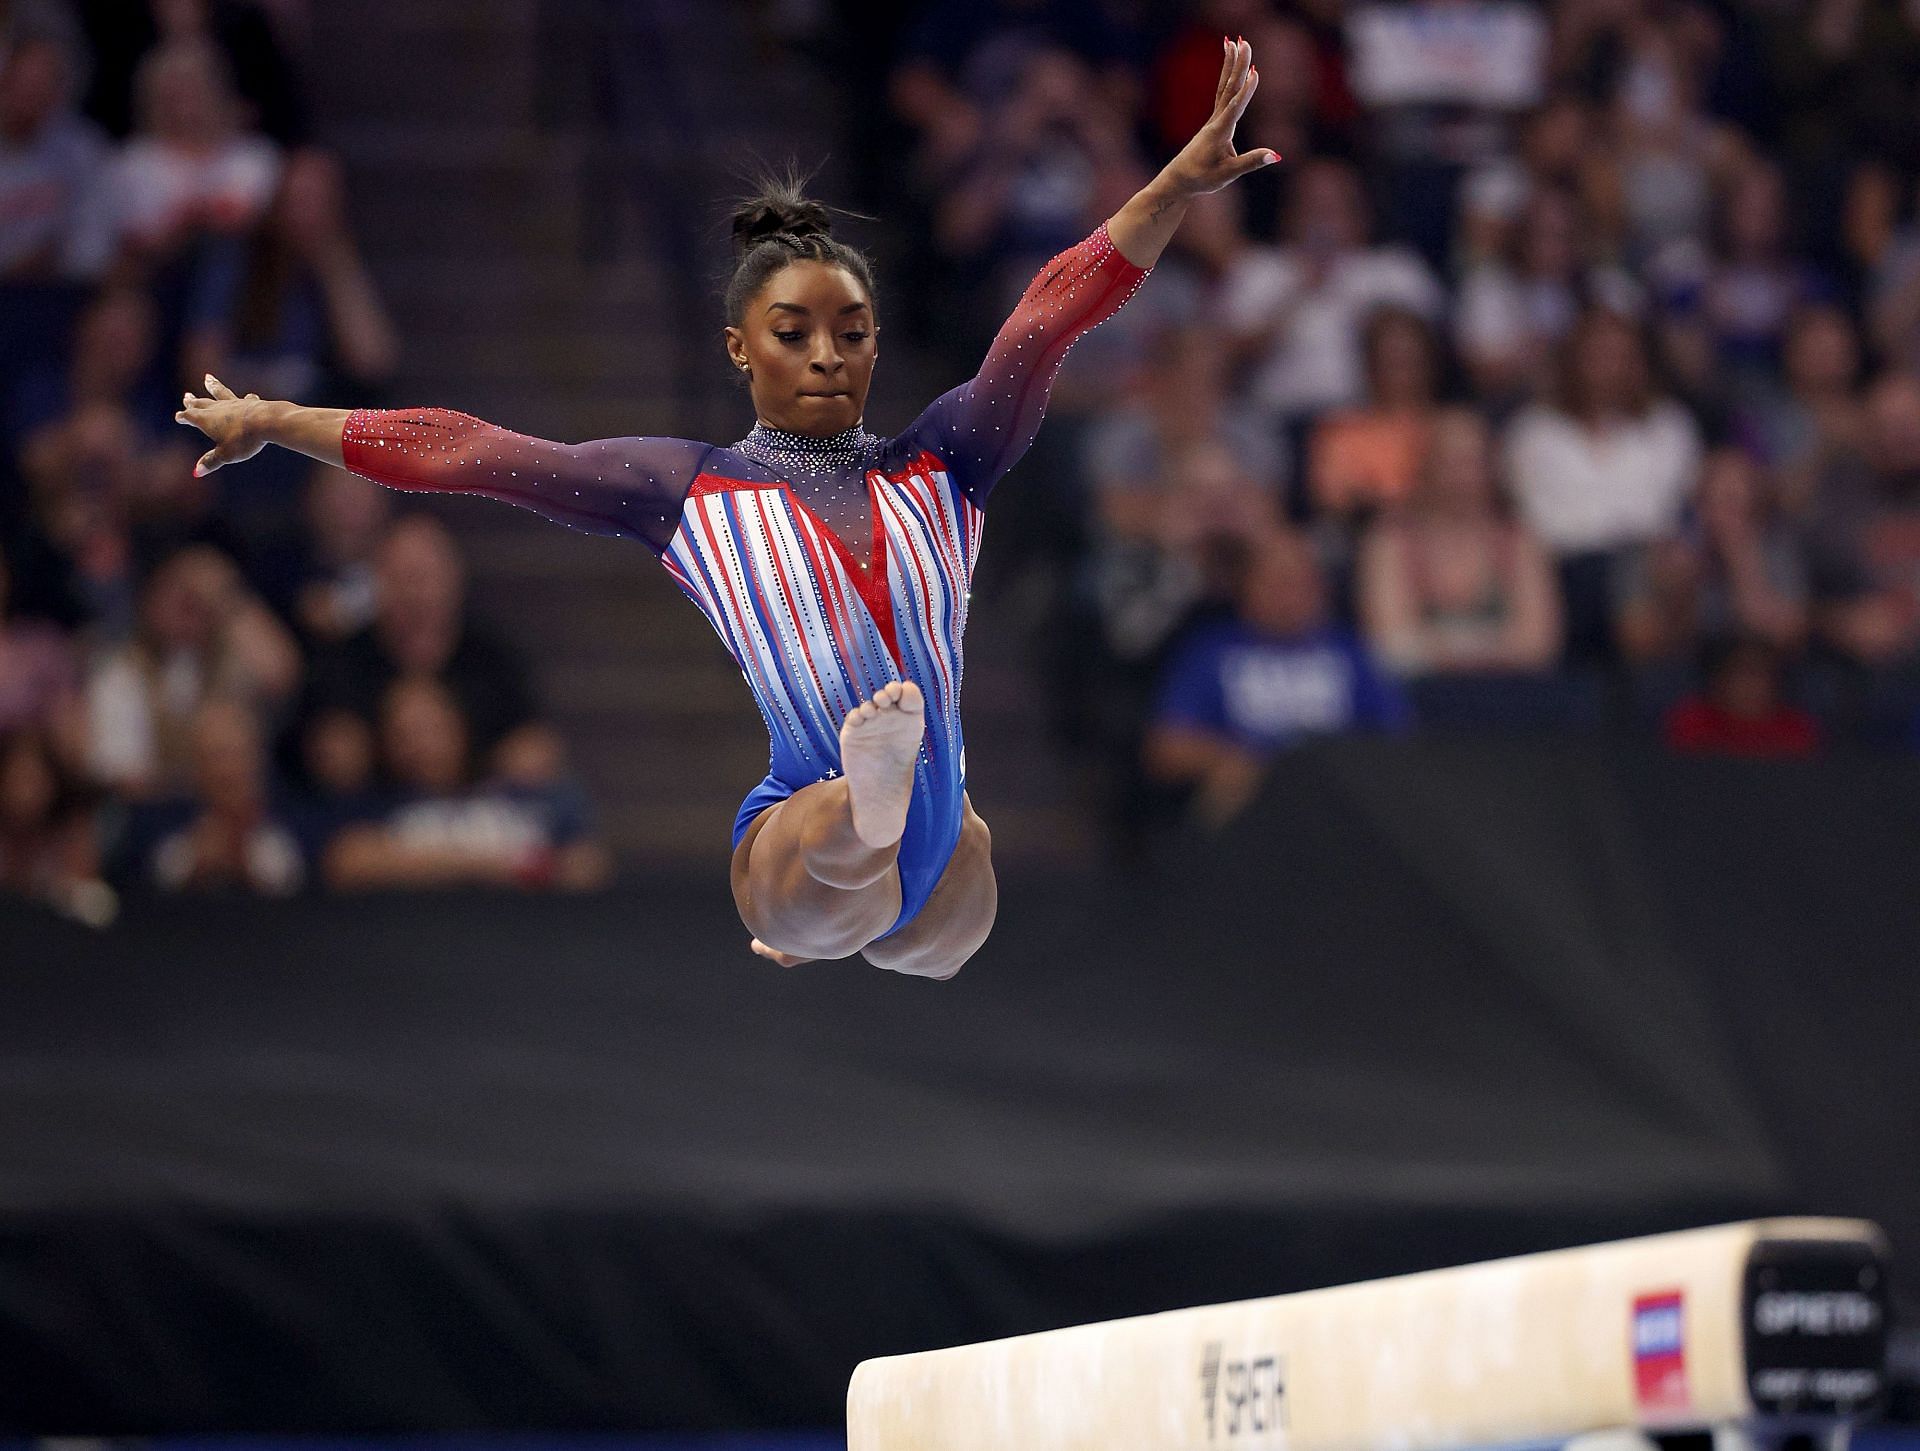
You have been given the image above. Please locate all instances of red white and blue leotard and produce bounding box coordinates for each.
[340,224,1148,931]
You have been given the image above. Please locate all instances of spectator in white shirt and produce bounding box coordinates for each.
[1503,308,1702,557]
[1503,308,1702,658]
[1220,158,1445,424]
[109,37,279,260]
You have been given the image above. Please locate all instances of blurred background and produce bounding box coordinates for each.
[0,0,1917,1445]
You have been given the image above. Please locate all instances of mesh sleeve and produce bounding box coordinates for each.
[900,224,1149,508]
[340,408,711,555]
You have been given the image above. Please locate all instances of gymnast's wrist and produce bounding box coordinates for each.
[1145,168,1199,207]
[250,398,298,446]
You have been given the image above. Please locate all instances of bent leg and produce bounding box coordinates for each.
[732,681,926,962]
[731,779,904,961]
[861,797,997,981]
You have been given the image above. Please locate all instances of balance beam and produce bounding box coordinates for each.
[847,1218,1888,1451]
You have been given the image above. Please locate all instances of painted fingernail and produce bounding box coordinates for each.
[193,464,205,477]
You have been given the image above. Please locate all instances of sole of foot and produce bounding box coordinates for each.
[840,679,925,849]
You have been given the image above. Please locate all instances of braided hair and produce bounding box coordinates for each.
[724,170,877,325]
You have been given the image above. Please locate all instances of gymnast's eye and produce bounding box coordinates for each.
[774,330,805,344]
[842,330,870,344]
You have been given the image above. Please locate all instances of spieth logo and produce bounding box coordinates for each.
[1633,1291,1689,1412]
[1200,1341,1288,1444]
[1751,1290,1881,1337]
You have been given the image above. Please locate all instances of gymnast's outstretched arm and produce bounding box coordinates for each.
[176,376,710,555]
[905,36,1277,506]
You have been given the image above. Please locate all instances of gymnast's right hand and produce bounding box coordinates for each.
[176,373,271,476]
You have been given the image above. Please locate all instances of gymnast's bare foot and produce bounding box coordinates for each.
[840,680,924,848]
[750,938,813,968]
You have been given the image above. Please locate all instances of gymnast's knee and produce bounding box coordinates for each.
[864,817,997,980]
[864,909,994,980]
[746,879,900,962]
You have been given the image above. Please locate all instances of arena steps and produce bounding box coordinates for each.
[313,0,1094,871]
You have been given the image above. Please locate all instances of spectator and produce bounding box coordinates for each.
[109,37,279,262]
[1808,371,1920,666]
[305,514,555,780]
[1455,184,1643,408]
[1343,0,1551,267]
[76,0,310,145]
[289,463,389,645]
[1867,174,1920,378]
[1306,305,1440,519]
[0,549,81,744]
[1456,97,1598,276]
[323,675,610,892]
[1505,308,1703,554]
[1357,407,1562,675]
[1649,158,1834,402]
[85,543,299,797]
[1616,446,1811,667]
[1503,308,1703,654]
[1663,636,1821,757]
[294,704,377,825]
[1144,527,1408,824]
[19,397,153,635]
[1837,161,1902,316]
[184,148,398,406]
[11,282,169,441]
[1221,158,1444,425]
[0,725,112,923]
[930,46,1139,313]
[1088,438,1279,667]
[1740,304,1864,508]
[889,0,1131,124]
[0,24,117,280]
[1082,324,1282,545]
[147,696,304,894]
[1593,12,1745,264]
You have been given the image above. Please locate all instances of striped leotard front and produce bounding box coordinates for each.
[340,224,1148,930]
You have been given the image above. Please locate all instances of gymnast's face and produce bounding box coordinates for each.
[726,260,876,436]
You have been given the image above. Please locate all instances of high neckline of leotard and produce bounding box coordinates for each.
[735,421,885,481]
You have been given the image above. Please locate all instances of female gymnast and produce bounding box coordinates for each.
[180,39,1277,980]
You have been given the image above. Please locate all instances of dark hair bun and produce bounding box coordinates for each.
[721,165,877,324]
[730,174,833,256]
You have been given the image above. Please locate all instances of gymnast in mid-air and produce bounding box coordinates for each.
[181,39,1277,980]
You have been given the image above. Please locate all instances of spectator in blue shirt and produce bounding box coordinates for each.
[1144,526,1409,823]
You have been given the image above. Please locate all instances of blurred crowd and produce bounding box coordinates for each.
[0,0,606,923]
[11,0,1920,919]
[869,0,1920,829]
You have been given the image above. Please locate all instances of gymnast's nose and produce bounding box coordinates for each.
[809,337,844,374]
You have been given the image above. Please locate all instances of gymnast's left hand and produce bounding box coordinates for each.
[176,374,270,476]
[1161,36,1278,197]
